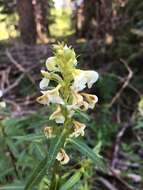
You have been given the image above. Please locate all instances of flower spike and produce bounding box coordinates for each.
[37,43,99,166]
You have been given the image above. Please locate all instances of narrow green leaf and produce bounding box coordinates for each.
[93,141,102,156]
[33,143,45,159]
[75,110,90,121]
[69,138,105,170]
[6,139,19,158]
[24,156,48,190]
[60,172,82,190]
[0,186,24,190]
[13,134,44,142]
[24,129,67,190]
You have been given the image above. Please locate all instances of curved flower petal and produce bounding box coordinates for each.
[56,149,70,165]
[72,90,83,105]
[67,91,88,113]
[41,70,63,84]
[72,72,87,92]
[37,85,64,105]
[70,121,86,138]
[46,57,59,72]
[39,78,50,90]
[81,93,98,109]
[36,93,49,105]
[72,70,99,92]
[85,70,99,88]
[49,106,65,124]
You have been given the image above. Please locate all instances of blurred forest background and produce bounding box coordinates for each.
[0,0,143,189]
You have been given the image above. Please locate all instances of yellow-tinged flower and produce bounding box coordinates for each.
[63,45,77,66]
[56,149,70,165]
[41,70,51,78]
[72,90,83,104]
[37,85,64,105]
[72,70,99,92]
[67,91,88,113]
[46,57,59,72]
[49,106,65,124]
[70,121,86,138]
[81,93,98,109]
[72,91,89,111]
[54,44,77,66]
[44,126,53,138]
[41,70,63,84]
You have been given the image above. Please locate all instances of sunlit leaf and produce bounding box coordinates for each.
[60,171,82,190]
[69,138,106,171]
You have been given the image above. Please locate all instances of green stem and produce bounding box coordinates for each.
[48,62,73,189]
[48,106,71,189]
[49,162,60,190]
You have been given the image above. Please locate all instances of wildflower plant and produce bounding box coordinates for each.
[25,43,104,190]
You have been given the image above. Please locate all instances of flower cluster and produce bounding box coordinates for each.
[37,43,99,165]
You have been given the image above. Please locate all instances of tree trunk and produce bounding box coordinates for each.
[79,0,112,39]
[17,0,37,45]
[81,0,97,38]
[33,0,49,43]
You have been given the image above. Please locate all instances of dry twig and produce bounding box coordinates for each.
[6,49,36,86]
[108,60,133,108]
[2,74,24,96]
[111,123,130,168]
[99,177,118,190]
[109,167,136,190]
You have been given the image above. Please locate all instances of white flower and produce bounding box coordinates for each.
[70,121,86,138]
[39,78,50,90]
[46,57,59,72]
[81,93,98,109]
[49,106,65,124]
[56,149,70,165]
[37,85,64,105]
[0,90,3,98]
[72,70,99,92]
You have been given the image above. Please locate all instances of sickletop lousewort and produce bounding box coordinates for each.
[37,43,99,165]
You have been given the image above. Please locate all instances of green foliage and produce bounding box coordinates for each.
[69,138,105,170]
[60,171,82,190]
[97,74,118,103]
[50,8,74,37]
[0,106,105,189]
